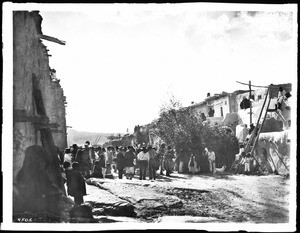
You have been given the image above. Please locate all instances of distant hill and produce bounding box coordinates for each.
[67,129,114,147]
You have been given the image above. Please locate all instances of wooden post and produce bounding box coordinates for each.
[249,81,252,125]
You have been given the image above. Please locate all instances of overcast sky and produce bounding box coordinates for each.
[10,3,298,134]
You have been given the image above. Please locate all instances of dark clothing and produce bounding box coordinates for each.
[164,150,175,176]
[14,145,61,215]
[148,159,157,180]
[240,98,251,110]
[81,148,92,175]
[116,152,125,179]
[158,147,166,175]
[116,152,125,170]
[148,149,158,180]
[75,150,83,164]
[92,161,103,178]
[208,108,215,117]
[124,151,135,167]
[71,148,79,161]
[199,153,210,173]
[139,160,148,180]
[65,169,86,205]
[74,195,84,206]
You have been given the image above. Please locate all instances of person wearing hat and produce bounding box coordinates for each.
[137,145,149,180]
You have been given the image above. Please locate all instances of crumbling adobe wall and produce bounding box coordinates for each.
[13,11,67,178]
[256,130,290,175]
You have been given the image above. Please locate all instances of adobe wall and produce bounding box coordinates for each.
[13,11,67,178]
[256,130,290,175]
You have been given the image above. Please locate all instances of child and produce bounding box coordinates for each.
[235,152,246,174]
[98,151,106,178]
[92,160,103,178]
[66,162,87,206]
[244,153,252,175]
[188,153,199,174]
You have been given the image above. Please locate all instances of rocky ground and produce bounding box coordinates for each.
[71,170,291,224]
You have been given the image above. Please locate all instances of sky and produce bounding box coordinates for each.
[10,3,299,134]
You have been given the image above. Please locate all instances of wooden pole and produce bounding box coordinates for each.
[249,81,252,125]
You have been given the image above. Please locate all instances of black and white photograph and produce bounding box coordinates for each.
[2,2,297,232]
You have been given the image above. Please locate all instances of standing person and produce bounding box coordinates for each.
[106,146,114,176]
[242,124,249,145]
[116,147,126,179]
[92,148,105,178]
[124,146,136,180]
[81,141,93,178]
[62,161,72,193]
[111,146,117,173]
[244,153,252,175]
[276,86,287,110]
[66,162,87,206]
[164,146,175,177]
[232,145,244,173]
[64,148,73,164]
[137,145,149,180]
[177,149,185,174]
[238,152,247,175]
[98,148,107,178]
[158,143,167,175]
[148,145,158,180]
[207,147,216,174]
[188,153,199,174]
[71,144,80,162]
[14,145,62,216]
[208,107,215,117]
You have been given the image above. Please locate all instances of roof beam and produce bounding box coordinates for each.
[38,34,66,45]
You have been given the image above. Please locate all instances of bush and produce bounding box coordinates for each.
[156,97,239,170]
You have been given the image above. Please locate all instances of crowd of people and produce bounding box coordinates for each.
[59,141,223,205]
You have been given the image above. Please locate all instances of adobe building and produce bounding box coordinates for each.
[13,11,67,178]
[13,11,70,218]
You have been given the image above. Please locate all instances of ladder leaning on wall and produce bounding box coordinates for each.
[231,84,273,172]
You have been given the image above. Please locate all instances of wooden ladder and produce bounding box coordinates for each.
[230,85,273,172]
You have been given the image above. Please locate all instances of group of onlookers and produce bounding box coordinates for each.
[59,142,178,204]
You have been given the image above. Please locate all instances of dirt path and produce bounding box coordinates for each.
[84,172,290,223]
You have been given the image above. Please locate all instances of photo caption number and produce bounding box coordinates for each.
[17,218,33,222]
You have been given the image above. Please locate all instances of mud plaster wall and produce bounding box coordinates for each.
[13,11,67,178]
[256,131,290,174]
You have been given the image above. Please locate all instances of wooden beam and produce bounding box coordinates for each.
[38,34,66,45]
[249,81,252,125]
[36,122,60,130]
[236,81,268,88]
[14,109,49,124]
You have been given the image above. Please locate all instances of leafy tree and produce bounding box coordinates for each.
[134,125,149,146]
[156,96,239,171]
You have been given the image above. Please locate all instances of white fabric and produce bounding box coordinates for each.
[137,151,149,161]
[125,167,134,174]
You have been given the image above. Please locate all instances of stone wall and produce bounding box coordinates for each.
[13,11,67,178]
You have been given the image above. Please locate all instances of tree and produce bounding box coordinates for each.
[156,96,239,171]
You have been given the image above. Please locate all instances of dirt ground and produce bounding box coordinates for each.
[84,171,291,224]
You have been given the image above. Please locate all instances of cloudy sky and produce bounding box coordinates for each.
[10,3,298,134]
